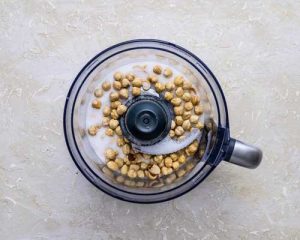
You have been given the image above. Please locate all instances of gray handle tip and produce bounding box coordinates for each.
[226,139,263,169]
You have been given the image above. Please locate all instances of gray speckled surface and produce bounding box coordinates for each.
[1,1,300,239]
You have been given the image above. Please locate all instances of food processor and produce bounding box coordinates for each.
[64,39,262,203]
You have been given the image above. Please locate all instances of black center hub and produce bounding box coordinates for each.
[119,94,173,146]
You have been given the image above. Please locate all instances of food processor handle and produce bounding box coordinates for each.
[224,139,262,169]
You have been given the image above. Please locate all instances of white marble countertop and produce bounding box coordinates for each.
[1,1,299,239]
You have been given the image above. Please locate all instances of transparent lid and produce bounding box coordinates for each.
[64,40,230,203]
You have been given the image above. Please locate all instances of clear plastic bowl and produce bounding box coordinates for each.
[64,39,262,203]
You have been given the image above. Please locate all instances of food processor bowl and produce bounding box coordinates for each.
[64,39,262,203]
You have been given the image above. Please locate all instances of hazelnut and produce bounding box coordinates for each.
[132,78,142,87]
[102,117,110,126]
[175,116,183,126]
[142,81,151,91]
[184,102,193,111]
[164,92,173,101]
[102,81,111,91]
[121,78,130,88]
[130,164,140,171]
[182,120,191,131]
[175,126,184,136]
[111,109,119,120]
[175,87,184,97]
[132,87,141,96]
[149,164,161,175]
[165,82,175,91]
[117,137,125,147]
[191,95,200,105]
[148,75,158,84]
[122,144,131,155]
[169,130,175,137]
[110,100,121,109]
[174,106,184,115]
[140,162,148,170]
[165,173,176,184]
[174,76,184,86]
[154,155,163,163]
[195,121,204,129]
[116,104,127,116]
[113,81,122,90]
[116,175,125,183]
[91,99,101,109]
[107,161,119,171]
[127,169,137,178]
[162,167,169,176]
[109,92,119,101]
[105,148,117,160]
[172,161,180,170]
[126,73,135,81]
[177,169,186,177]
[103,106,111,117]
[190,115,199,124]
[137,170,145,178]
[115,126,123,136]
[164,157,173,168]
[182,81,192,90]
[171,120,176,129]
[182,92,191,102]
[182,111,191,120]
[94,89,103,97]
[115,158,124,168]
[88,125,99,136]
[163,68,173,78]
[194,105,203,115]
[170,153,178,161]
[178,154,186,163]
[113,72,123,81]
[155,82,165,93]
[119,88,129,99]
[109,119,119,130]
[121,165,128,175]
[171,98,182,106]
[153,65,162,74]
[105,128,114,136]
